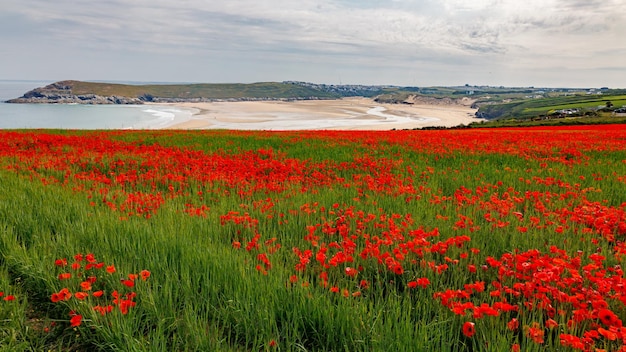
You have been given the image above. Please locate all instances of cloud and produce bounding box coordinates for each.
[2,0,625,86]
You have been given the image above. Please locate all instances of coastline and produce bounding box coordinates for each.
[154,97,481,130]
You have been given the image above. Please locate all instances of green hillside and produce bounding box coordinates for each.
[477,94,626,120]
[59,80,341,100]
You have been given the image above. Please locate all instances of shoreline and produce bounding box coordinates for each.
[153,97,482,130]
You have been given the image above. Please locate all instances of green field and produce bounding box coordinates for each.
[1,127,626,351]
[37,81,342,100]
[523,95,626,113]
[477,94,626,120]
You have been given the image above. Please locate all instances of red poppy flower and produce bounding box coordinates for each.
[507,318,519,331]
[74,292,88,300]
[70,314,82,327]
[80,281,92,291]
[545,319,558,329]
[597,308,621,327]
[416,277,430,288]
[598,327,617,340]
[345,267,358,277]
[462,322,475,337]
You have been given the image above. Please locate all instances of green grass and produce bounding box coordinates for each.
[56,81,341,100]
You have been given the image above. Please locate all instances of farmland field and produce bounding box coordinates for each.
[476,94,626,120]
[0,126,625,351]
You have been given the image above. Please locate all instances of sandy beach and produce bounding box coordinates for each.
[157,97,481,130]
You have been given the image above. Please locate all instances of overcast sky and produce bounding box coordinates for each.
[1,0,625,87]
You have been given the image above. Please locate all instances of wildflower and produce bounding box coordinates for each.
[507,318,519,331]
[3,295,15,301]
[92,290,104,297]
[560,334,586,349]
[74,292,88,300]
[93,305,113,316]
[416,277,430,288]
[54,258,68,267]
[70,314,82,327]
[526,322,544,344]
[545,319,558,329]
[106,265,116,274]
[80,281,92,291]
[58,272,71,280]
[462,322,475,337]
[597,308,622,327]
[345,267,358,277]
[52,288,72,302]
[140,270,151,281]
[597,327,617,340]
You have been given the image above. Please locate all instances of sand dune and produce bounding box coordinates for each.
[158,97,482,130]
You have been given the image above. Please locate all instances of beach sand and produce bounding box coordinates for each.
[156,97,482,130]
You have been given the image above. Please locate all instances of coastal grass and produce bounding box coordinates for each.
[0,128,624,351]
[62,81,340,100]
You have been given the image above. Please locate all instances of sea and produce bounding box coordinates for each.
[0,80,194,129]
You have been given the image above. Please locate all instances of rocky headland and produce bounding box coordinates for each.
[5,80,341,105]
[6,81,145,104]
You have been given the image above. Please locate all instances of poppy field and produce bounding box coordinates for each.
[0,125,625,351]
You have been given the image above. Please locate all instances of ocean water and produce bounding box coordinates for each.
[0,81,194,129]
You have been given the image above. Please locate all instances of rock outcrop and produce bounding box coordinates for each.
[6,81,144,104]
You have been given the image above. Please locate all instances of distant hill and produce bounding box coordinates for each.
[6,80,343,104]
